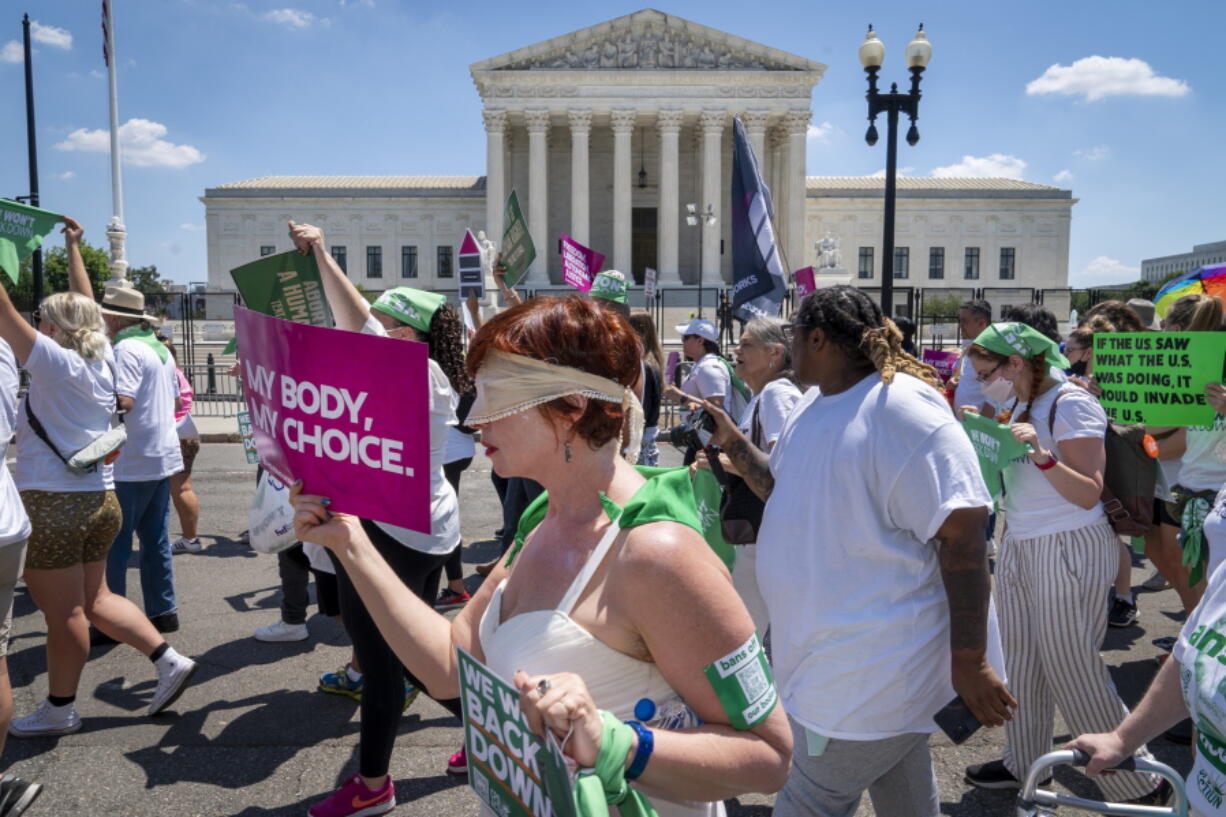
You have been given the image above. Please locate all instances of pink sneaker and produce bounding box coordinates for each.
[446,747,467,775]
[308,774,394,817]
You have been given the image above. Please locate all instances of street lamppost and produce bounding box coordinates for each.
[686,203,717,318]
[860,24,932,318]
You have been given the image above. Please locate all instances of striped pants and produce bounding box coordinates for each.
[998,520,1158,801]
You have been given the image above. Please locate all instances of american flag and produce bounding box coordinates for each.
[101,0,109,66]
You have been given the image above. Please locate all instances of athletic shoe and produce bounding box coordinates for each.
[307,773,394,817]
[964,760,1049,791]
[150,612,180,634]
[0,775,43,817]
[1141,569,1171,591]
[446,747,468,775]
[435,589,471,611]
[9,701,81,737]
[171,537,202,554]
[253,620,309,642]
[319,665,363,702]
[1109,597,1139,628]
[148,649,198,716]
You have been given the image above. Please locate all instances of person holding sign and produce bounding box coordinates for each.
[288,222,469,817]
[961,323,1168,803]
[290,295,793,817]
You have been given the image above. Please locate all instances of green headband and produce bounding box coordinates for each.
[973,322,1070,370]
[370,287,446,333]
[590,270,628,304]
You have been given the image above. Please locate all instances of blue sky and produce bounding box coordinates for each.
[1,0,1221,287]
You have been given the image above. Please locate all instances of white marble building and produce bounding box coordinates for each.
[201,10,1076,312]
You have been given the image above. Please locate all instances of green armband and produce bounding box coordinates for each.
[703,633,778,730]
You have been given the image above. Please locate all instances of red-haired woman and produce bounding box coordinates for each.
[291,295,792,817]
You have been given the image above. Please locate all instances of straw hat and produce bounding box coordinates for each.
[98,286,155,321]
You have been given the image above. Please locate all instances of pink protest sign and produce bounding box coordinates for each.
[559,234,604,292]
[794,266,816,298]
[234,307,432,532]
[922,349,961,381]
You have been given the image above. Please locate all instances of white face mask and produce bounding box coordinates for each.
[982,374,1015,406]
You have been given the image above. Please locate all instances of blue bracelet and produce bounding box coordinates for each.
[623,720,654,781]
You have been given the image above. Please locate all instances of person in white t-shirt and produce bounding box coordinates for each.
[700,286,1014,817]
[0,250,196,741]
[961,323,1167,803]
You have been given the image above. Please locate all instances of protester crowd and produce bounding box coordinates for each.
[0,215,1224,817]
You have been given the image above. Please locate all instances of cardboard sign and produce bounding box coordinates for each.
[234,307,431,532]
[961,411,1032,498]
[459,229,485,299]
[457,647,576,817]
[230,250,333,327]
[1093,332,1226,426]
[501,191,536,289]
[559,235,604,293]
[644,267,658,301]
[922,349,961,381]
[793,267,816,299]
[0,199,61,285]
[236,411,259,465]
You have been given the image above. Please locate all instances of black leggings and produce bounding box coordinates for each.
[442,457,472,583]
[329,520,464,778]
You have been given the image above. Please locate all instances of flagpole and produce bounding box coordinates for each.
[21,13,44,307]
[103,0,128,286]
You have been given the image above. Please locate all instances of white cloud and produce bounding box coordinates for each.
[179,223,205,232]
[869,167,914,178]
[263,8,315,27]
[1074,145,1111,161]
[806,121,834,141]
[1073,256,1141,287]
[30,22,72,50]
[930,154,1027,179]
[1026,56,1190,102]
[1,41,22,64]
[1053,169,1073,183]
[55,170,76,181]
[54,118,205,169]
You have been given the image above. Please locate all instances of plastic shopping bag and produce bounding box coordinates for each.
[247,471,298,554]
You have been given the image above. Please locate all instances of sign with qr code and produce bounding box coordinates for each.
[703,632,778,730]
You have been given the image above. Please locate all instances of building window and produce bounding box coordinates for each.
[858,247,874,279]
[401,246,418,279]
[331,246,347,274]
[964,247,980,280]
[437,246,454,279]
[1000,247,1016,280]
[366,246,382,279]
[259,245,275,257]
[928,247,945,280]
[893,247,909,280]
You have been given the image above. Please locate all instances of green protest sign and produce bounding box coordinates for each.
[229,250,333,327]
[0,199,62,285]
[457,647,575,817]
[961,411,1032,498]
[501,191,536,289]
[1093,332,1226,427]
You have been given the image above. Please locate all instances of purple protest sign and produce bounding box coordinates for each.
[794,266,816,298]
[234,307,432,532]
[922,349,961,381]
[559,234,604,293]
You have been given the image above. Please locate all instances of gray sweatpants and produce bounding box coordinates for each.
[774,717,938,817]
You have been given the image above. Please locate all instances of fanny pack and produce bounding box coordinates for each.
[24,362,127,475]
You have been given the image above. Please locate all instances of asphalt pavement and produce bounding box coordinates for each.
[1,443,1194,816]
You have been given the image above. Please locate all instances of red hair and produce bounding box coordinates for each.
[467,295,642,449]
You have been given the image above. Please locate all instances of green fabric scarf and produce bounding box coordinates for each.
[113,324,168,363]
[573,712,658,817]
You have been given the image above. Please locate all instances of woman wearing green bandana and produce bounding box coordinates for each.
[961,323,1168,803]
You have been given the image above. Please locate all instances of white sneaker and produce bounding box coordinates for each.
[171,537,202,554]
[148,649,198,716]
[9,700,81,737]
[253,620,309,643]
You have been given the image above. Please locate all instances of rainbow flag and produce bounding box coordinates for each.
[1154,263,1226,318]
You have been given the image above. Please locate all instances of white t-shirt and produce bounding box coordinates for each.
[16,333,117,493]
[0,340,30,547]
[756,373,994,740]
[1173,557,1226,816]
[1203,486,1226,580]
[1180,414,1226,493]
[681,353,730,402]
[1000,383,1109,539]
[361,315,461,555]
[737,378,802,448]
[111,338,184,482]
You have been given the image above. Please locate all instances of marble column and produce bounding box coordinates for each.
[524,109,551,284]
[568,109,592,246]
[699,110,725,287]
[482,109,508,250]
[742,110,769,167]
[656,110,683,286]
[610,109,636,275]
[784,110,812,275]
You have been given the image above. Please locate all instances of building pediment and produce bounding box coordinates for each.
[470,9,824,74]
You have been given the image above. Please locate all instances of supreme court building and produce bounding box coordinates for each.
[202,10,1076,313]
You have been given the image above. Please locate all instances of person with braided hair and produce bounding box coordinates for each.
[693,286,1013,817]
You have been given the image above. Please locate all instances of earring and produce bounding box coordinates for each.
[564,441,573,463]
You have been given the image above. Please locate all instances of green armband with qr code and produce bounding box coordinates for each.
[703,633,778,730]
